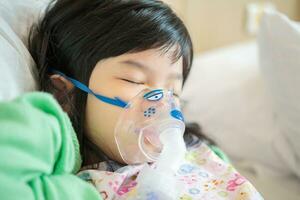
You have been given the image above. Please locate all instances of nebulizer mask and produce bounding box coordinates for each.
[49,69,187,199]
[114,88,186,164]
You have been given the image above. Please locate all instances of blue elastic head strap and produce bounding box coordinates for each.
[49,68,128,108]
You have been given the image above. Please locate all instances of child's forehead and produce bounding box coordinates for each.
[93,47,183,78]
[116,48,183,72]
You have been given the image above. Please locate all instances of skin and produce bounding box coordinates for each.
[51,48,183,165]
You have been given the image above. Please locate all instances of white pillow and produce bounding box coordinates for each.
[181,41,288,174]
[258,11,300,177]
[0,0,49,101]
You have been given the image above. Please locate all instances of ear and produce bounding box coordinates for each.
[50,74,75,113]
[50,74,74,92]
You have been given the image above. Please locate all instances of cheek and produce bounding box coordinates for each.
[85,95,122,157]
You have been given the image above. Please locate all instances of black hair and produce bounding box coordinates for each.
[29,0,214,165]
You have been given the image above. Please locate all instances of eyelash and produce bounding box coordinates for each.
[120,78,144,85]
[120,78,180,97]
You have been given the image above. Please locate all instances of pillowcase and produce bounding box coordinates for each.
[0,0,49,101]
[181,41,288,173]
[258,11,300,177]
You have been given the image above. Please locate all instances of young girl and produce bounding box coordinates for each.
[0,0,262,199]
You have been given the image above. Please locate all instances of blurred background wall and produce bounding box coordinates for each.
[163,0,300,53]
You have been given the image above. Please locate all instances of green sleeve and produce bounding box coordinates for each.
[0,92,102,200]
[209,145,231,164]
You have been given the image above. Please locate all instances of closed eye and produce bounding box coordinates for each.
[120,78,144,85]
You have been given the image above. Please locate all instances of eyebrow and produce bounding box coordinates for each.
[120,60,183,81]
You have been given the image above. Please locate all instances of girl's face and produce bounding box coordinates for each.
[85,48,183,163]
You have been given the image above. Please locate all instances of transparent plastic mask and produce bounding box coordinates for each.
[114,88,185,164]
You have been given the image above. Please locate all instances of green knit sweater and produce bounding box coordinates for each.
[0,92,102,200]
